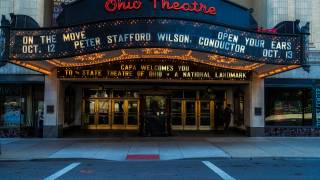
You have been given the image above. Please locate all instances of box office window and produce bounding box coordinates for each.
[0,96,22,129]
[0,85,44,137]
[265,88,313,126]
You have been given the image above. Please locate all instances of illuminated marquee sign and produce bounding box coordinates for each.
[10,18,302,65]
[57,59,251,80]
[104,0,217,15]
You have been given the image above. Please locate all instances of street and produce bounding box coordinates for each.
[1,158,319,180]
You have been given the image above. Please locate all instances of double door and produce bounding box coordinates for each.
[84,98,214,131]
[84,98,139,130]
[171,99,214,130]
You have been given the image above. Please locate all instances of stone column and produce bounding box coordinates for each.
[226,88,234,126]
[43,69,63,138]
[245,76,265,136]
[74,85,82,126]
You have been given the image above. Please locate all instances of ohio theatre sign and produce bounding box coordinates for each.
[104,0,217,15]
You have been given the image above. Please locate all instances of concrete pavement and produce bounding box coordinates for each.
[4,159,320,180]
[1,137,320,161]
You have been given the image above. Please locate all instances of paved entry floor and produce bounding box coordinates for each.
[1,137,320,161]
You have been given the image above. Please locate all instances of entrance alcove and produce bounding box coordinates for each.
[18,48,296,137]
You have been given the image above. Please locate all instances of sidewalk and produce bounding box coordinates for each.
[1,137,320,161]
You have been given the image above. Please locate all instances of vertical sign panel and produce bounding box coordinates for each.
[316,88,320,128]
[0,26,9,64]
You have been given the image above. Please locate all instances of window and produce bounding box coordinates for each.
[0,85,44,137]
[0,96,22,129]
[265,88,313,126]
[267,0,320,49]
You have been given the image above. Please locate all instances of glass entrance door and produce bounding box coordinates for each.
[171,100,183,130]
[82,89,218,132]
[171,99,215,131]
[112,100,126,129]
[199,101,214,130]
[83,99,110,129]
[127,100,139,129]
[97,99,110,128]
[83,98,139,130]
[85,99,97,129]
[111,99,140,130]
[184,100,197,130]
[84,99,111,129]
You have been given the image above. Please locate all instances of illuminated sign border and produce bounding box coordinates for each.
[9,18,303,65]
[57,59,251,81]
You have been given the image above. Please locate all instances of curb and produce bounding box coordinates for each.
[2,156,320,162]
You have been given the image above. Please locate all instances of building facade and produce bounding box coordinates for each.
[259,0,320,136]
[0,0,48,137]
[0,0,312,137]
[230,0,320,136]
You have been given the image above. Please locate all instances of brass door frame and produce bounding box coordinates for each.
[171,99,183,130]
[86,99,98,130]
[82,93,217,131]
[82,98,139,130]
[96,99,111,129]
[183,100,197,130]
[83,98,112,130]
[198,100,215,130]
[126,99,140,130]
[210,100,215,129]
[170,99,215,131]
[111,98,140,130]
[111,99,127,130]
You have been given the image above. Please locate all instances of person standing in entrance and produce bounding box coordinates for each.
[223,104,233,131]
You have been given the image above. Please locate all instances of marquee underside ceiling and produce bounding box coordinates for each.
[10,48,300,78]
